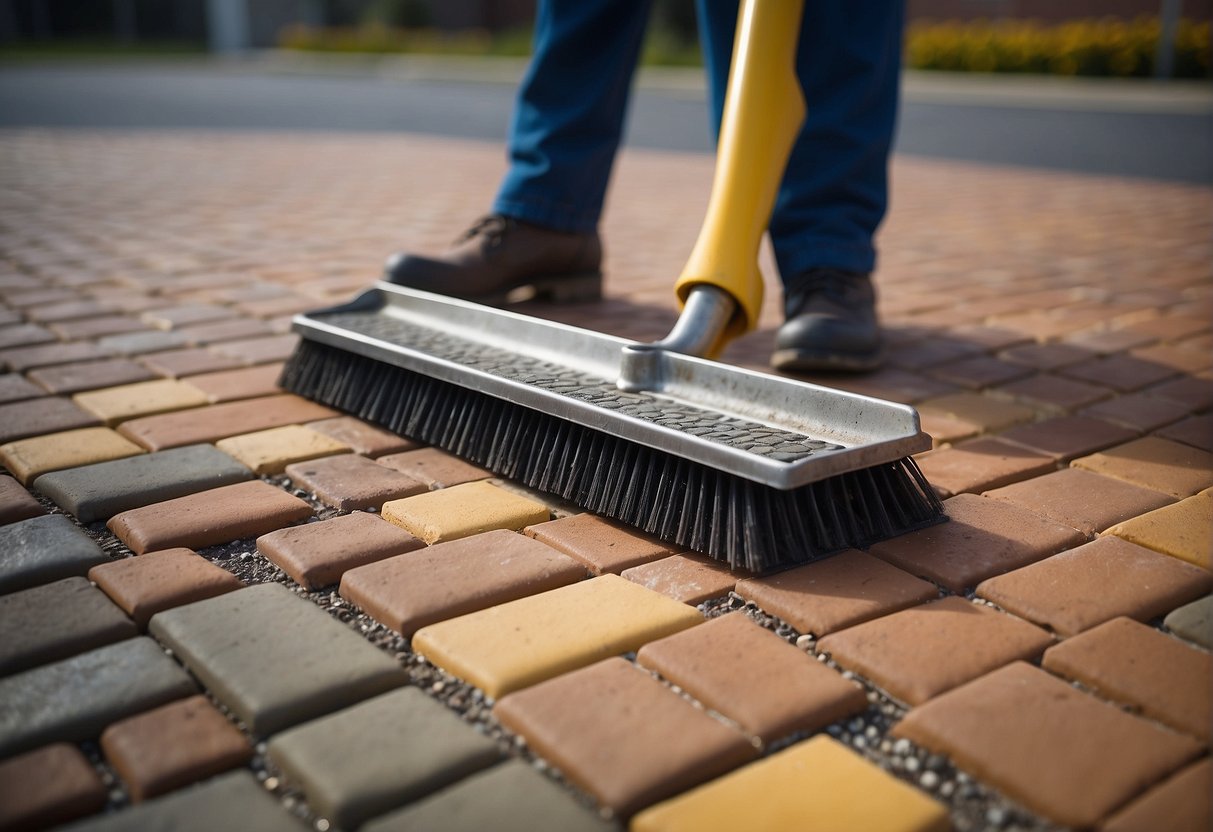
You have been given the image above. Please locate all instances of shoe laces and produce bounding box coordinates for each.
[454,214,514,248]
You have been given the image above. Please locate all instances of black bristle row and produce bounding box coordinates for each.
[280,341,944,572]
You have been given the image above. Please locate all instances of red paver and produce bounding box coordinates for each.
[51,315,148,341]
[258,512,426,590]
[0,340,111,372]
[1156,413,1213,452]
[620,553,744,605]
[914,437,1055,498]
[928,355,1032,390]
[493,657,757,818]
[735,550,939,636]
[27,357,159,395]
[998,415,1137,461]
[180,363,284,403]
[88,547,245,628]
[1073,437,1213,498]
[138,347,244,378]
[1131,343,1212,374]
[284,453,427,511]
[208,333,299,365]
[176,317,273,344]
[976,536,1213,637]
[1058,354,1179,392]
[818,596,1054,706]
[1124,315,1210,343]
[637,613,867,743]
[304,416,420,457]
[983,468,1175,537]
[1145,375,1213,411]
[993,373,1112,411]
[108,480,313,555]
[340,529,588,635]
[0,372,46,403]
[375,446,491,489]
[1000,342,1093,370]
[524,513,680,575]
[892,662,1203,830]
[0,743,106,830]
[1100,758,1212,832]
[917,392,1036,433]
[0,322,56,350]
[0,473,45,525]
[1042,616,1211,742]
[141,303,230,330]
[0,396,102,444]
[868,493,1086,592]
[100,695,253,802]
[117,393,337,451]
[1081,391,1189,432]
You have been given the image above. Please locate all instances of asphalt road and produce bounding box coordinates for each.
[0,62,1210,184]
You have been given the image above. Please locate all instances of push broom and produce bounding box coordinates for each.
[280,0,944,572]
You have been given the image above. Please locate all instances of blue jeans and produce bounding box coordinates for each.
[492,0,904,281]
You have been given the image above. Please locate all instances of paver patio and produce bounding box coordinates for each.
[0,123,1208,831]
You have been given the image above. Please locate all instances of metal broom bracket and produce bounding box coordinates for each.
[616,285,737,392]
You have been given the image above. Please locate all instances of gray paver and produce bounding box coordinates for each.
[268,686,501,830]
[61,770,305,832]
[1165,595,1212,650]
[0,514,106,594]
[0,577,137,675]
[149,583,406,736]
[364,759,618,832]
[0,397,101,444]
[0,372,46,403]
[0,637,196,757]
[33,443,253,523]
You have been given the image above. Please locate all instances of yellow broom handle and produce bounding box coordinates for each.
[674,0,806,346]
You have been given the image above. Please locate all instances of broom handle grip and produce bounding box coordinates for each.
[673,0,806,352]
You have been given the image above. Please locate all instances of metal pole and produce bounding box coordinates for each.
[1155,0,1182,79]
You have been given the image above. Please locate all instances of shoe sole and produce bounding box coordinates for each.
[770,347,884,374]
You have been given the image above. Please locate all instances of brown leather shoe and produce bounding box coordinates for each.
[384,215,603,304]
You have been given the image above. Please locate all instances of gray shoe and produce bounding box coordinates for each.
[771,268,884,373]
[384,215,603,304]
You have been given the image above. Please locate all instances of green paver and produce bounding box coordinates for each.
[364,759,619,832]
[0,514,106,595]
[413,574,703,699]
[33,444,253,524]
[0,577,136,675]
[149,583,406,736]
[0,637,197,758]
[268,687,501,830]
[1164,595,1212,650]
[60,770,306,832]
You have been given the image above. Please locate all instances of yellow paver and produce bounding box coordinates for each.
[630,735,949,832]
[381,480,549,545]
[0,427,145,485]
[214,425,349,475]
[412,574,702,699]
[1073,437,1213,499]
[72,379,210,426]
[1106,490,1212,570]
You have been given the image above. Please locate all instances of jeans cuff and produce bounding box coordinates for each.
[491,196,600,234]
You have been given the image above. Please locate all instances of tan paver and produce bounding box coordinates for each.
[117,393,337,451]
[304,416,420,457]
[137,347,244,378]
[892,662,1203,830]
[88,547,244,628]
[340,528,587,635]
[621,553,744,604]
[1100,757,1212,832]
[869,493,1085,592]
[375,446,490,488]
[998,415,1137,461]
[0,473,45,525]
[976,536,1213,636]
[0,396,102,444]
[984,468,1176,537]
[630,735,949,832]
[493,657,756,818]
[179,362,284,402]
[1106,490,1212,569]
[1073,436,1213,498]
[284,453,426,511]
[917,391,1036,432]
[1165,595,1212,650]
[735,550,939,636]
[525,513,680,575]
[27,357,159,395]
[914,437,1055,498]
[1042,616,1211,741]
[0,427,145,485]
[72,378,209,426]
[382,480,549,545]
[177,316,273,344]
[215,424,349,475]
[637,613,866,743]
[209,333,298,365]
[108,480,312,554]
[0,743,106,831]
[817,596,1054,706]
[51,314,147,341]
[257,512,425,590]
[413,573,702,698]
[142,303,230,330]
[101,694,253,803]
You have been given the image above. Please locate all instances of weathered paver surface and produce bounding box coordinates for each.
[0,122,1209,831]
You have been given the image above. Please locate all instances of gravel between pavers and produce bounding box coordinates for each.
[27,479,1066,831]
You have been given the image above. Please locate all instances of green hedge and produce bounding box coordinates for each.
[907,18,1211,78]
